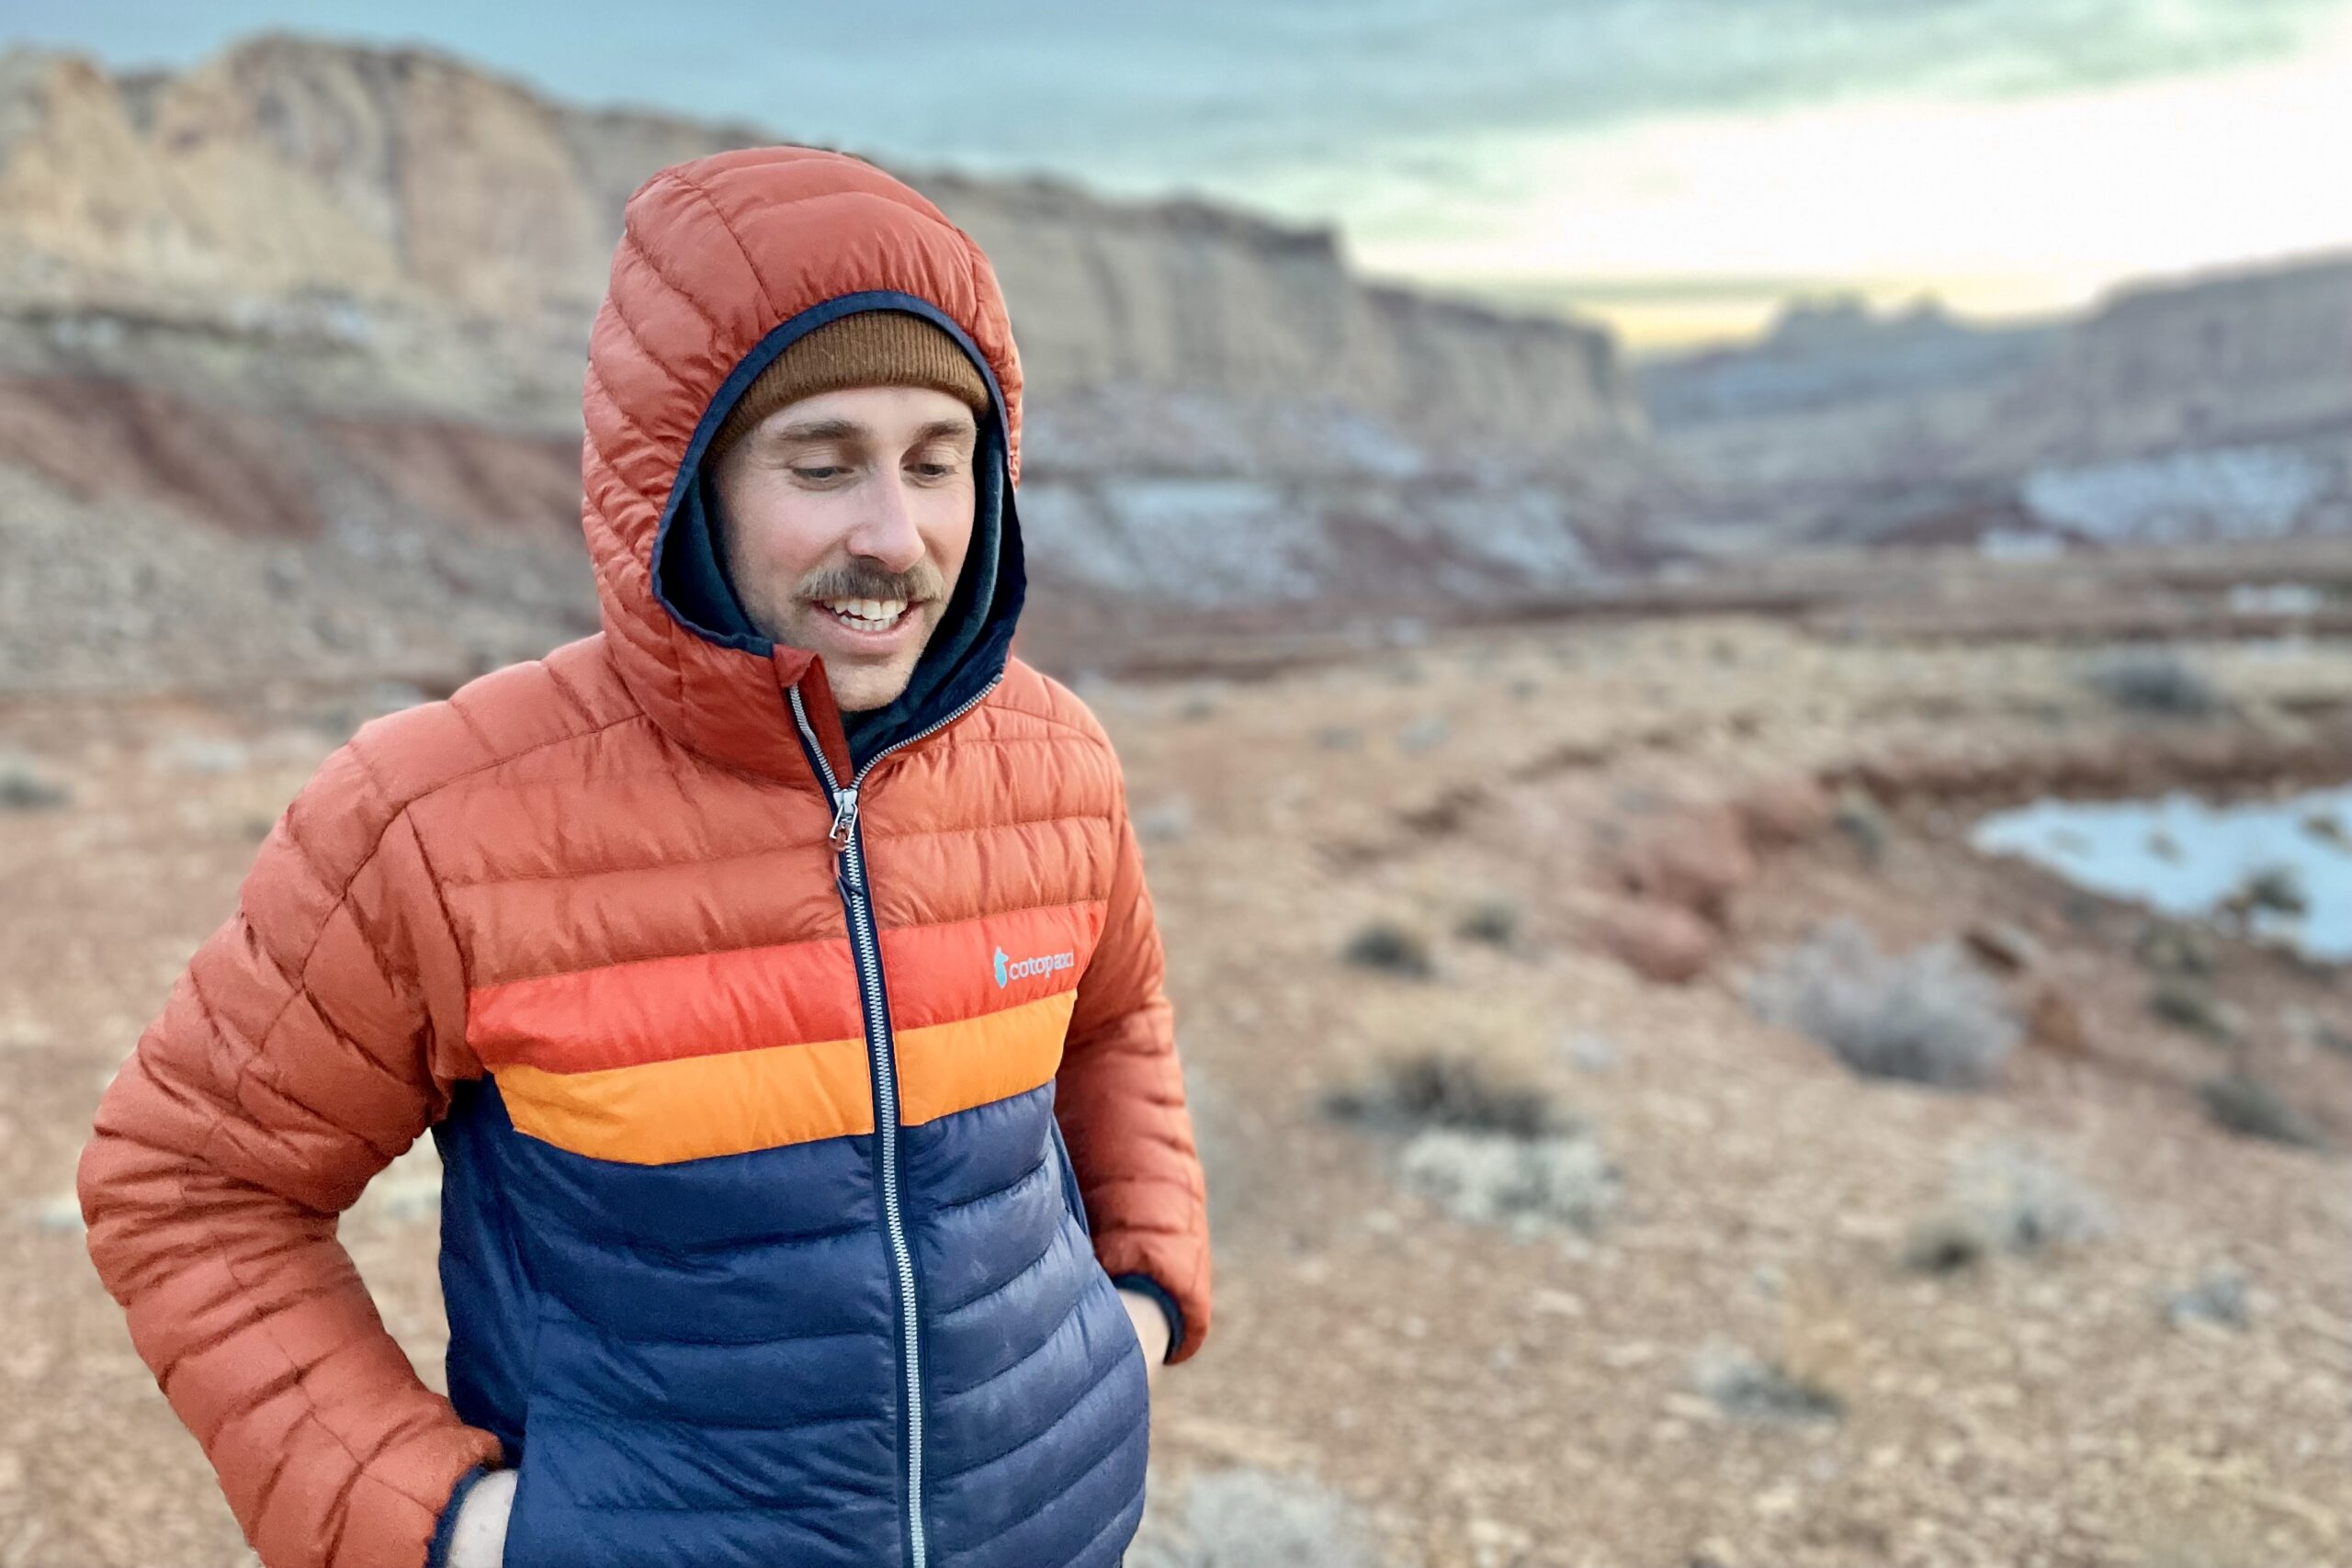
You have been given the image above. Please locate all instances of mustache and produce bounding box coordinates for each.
[798,560,948,604]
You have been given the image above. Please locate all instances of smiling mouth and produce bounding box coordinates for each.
[815,596,917,635]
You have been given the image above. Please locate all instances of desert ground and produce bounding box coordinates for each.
[5,611,2350,1568]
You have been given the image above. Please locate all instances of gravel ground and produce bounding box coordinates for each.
[4,618,2349,1568]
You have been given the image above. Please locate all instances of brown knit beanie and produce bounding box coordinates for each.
[707,310,991,465]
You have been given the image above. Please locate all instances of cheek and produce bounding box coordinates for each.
[922,485,978,576]
[728,490,831,590]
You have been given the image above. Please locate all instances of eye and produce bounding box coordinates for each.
[791,466,846,482]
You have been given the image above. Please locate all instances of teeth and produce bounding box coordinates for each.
[823,598,907,626]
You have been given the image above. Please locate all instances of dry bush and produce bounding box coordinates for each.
[1323,1049,1564,1139]
[1692,1342,1843,1425]
[2150,978,2234,1041]
[1750,918,2019,1088]
[1905,1143,2109,1272]
[2082,648,2222,716]
[1396,1128,1622,1235]
[1339,919,1435,979]
[1326,1049,1620,1235]
[1453,896,1522,949]
[2199,1072,2326,1151]
[2165,1269,2252,1331]
[0,753,68,810]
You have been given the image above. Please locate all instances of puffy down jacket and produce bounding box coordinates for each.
[76,145,1213,1568]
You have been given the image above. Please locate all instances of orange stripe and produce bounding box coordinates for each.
[494,990,1077,1164]
[497,1034,874,1164]
[900,987,1078,1128]
[469,900,1104,1075]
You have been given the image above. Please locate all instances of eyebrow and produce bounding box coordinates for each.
[767,416,976,445]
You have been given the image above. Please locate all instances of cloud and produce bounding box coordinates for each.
[722,0,2352,184]
[27,0,2349,190]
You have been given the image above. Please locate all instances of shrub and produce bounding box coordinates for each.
[1904,1143,2109,1271]
[1692,1344,1843,1425]
[2303,810,2350,850]
[2135,920,2215,977]
[1453,897,1522,949]
[2232,864,2309,919]
[1323,1049,1563,1139]
[1833,787,1890,864]
[0,755,68,811]
[2164,1269,2251,1331]
[2082,649,2222,716]
[1749,919,2019,1088]
[2149,979,2234,1042]
[1129,1466,1395,1568]
[1396,1127,1622,1235]
[2199,1073,2325,1150]
[1328,1051,1618,1236]
[1339,919,1435,979]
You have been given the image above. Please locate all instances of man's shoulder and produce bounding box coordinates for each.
[984,655,1115,754]
[334,637,641,818]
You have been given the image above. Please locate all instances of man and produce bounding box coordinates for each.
[76,145,1213,1568]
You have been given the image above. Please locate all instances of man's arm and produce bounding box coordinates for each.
[1057,755,1212,1365]
[77,739,501,1568]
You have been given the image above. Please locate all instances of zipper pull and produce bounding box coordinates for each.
[828,784,861,850]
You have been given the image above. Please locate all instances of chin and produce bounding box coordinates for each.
[829,663,919,714]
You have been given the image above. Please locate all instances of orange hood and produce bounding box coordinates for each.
[578,146,1027,787]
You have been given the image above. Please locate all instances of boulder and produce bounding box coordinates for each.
[1736,775,1834,849]
[1590,898,1717,984]
[1615,803,1758,920]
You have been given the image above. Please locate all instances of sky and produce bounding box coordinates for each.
[6,0,2351,351]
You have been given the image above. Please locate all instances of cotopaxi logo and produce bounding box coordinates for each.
[993,944,1075,988]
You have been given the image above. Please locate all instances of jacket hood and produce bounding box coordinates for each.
[579,146,1028,788]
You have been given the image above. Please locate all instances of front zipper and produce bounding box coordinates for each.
[787,672,1001,1568]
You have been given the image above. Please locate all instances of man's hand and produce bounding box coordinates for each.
[1117,1286,1170,1386]
[445,1468,517,1568]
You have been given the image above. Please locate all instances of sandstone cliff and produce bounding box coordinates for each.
[0,34,1637,453]
[0,33,1654,689]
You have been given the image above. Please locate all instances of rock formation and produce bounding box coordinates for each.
[0,33,1653,689]
[1644,253,2352,551]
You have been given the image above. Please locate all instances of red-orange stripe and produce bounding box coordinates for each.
[880,898,1104,1032]
[469,899,1104,1074]
[469,938,860,1073]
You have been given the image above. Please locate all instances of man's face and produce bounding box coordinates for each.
[708,384,980,713]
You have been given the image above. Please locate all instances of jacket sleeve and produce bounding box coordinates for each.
[1057,755,1213,1364]
[76,739,502,1568]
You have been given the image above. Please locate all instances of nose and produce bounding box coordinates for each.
[843,469,927,577]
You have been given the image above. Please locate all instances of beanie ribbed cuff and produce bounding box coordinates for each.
[708,311,991,465]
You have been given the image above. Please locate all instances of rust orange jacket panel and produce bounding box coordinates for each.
[77,145,1212,1568]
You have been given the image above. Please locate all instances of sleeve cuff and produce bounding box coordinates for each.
[425,1463,493,1568]
[1111,1273,1186,1364]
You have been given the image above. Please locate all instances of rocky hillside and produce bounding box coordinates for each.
[0,33,1657,690]
[0,37,1641,450]
[1644,254,2352,552]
